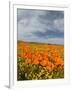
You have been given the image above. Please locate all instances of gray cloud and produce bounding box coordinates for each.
[17,9,64,45]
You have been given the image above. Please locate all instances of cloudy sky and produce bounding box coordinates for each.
[17,9,64,45]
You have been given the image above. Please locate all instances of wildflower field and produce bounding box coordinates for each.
[17,41,64,80]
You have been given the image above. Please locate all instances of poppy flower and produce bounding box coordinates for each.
[18,53,24,58]
[33,59,39,65]
[40,60,48,66]
[25,59,31,64]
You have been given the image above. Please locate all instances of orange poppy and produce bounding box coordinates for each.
[25,59,31,64]
[18,53,24,58]
[33,59,39,65]
[40,60,48,66]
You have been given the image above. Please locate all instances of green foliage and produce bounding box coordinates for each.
[17,60,64,80]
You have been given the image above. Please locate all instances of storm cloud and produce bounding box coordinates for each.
[17,9,64,45]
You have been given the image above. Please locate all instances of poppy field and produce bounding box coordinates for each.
[17,41,64,80]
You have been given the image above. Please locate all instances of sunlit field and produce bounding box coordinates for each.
[17,41,64,80]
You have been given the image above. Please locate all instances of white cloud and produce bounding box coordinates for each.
[53,19,64,32]
[47,38,64,44]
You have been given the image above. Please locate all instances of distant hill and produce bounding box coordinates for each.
[17,40,64,46]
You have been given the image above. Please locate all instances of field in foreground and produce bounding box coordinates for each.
[17,41,64,80]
